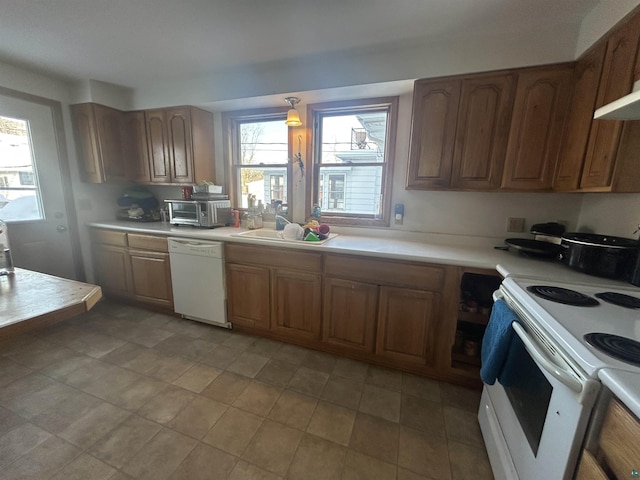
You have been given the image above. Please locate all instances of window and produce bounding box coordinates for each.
[0,115,43,221]
[223,108,292,210]
[309,97,398,226]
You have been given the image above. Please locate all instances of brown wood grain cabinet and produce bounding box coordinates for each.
[376,286,439,365]
[322,277,378,353]
[225,243,322,342]
[501,64,573,191]
[271,268,322,340]
[407,73,515,190]
[554,43,606,191]
[581,13,640,191]
[90,228,173,309]
[450,74,516,190]
[576,395,640,480]
[71,103,127,183]
[123,111,151,183]
[406,79,461,189]
[146,106,216,185]
[226,263,271,330]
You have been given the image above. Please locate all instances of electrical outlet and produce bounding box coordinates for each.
[394,204,404,225]
[506,217,525,233]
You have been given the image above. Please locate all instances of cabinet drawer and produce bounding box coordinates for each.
[128,233,168,252]
[324,254,445,291]
[226,243,322,272]
[91,229,128,246]
[599,397,640,479]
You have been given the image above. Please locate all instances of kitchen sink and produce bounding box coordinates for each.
[232,229,337,244]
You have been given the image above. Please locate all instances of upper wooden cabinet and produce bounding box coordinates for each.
[71,103,127,183]
[123,111,151,183]
[451,74,516,190]
[501,64,573,191]
[407,79,461,189]
[580,12,640,191]
[407,73,515,190]
[554,43,607,191]
[72,103,215,185]
[146,106,215,185]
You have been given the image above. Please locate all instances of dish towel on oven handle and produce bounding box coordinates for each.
[480,299,519,385]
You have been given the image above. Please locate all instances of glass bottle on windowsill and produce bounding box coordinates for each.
[0,219,15,276]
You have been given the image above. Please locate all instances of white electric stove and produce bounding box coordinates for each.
[479,273,640,480]
[502,275,640,377]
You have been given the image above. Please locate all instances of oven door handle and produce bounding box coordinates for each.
[511,322,583,393]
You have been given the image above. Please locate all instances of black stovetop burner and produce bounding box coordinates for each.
[526,285,599,307]
[595,292,640,309]
[584,333,640,366]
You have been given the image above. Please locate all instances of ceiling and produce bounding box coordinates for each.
[0,0,601,90]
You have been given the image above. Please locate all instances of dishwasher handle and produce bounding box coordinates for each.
[168,238,222,257]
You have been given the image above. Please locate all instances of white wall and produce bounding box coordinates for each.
[576,0,640,56]
[577,194,640,238]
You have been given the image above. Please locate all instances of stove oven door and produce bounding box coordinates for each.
[479,304,600,480]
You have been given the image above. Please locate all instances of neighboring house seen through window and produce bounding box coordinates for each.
[309,97,398,226]
[223,108,291,211]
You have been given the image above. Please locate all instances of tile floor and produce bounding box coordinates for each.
[0,300,494,480]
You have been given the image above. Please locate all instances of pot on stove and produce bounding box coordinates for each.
[559,232,640,280]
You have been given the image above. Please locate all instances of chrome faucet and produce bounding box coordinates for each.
[275,215,291,225]
[275,215,290,230]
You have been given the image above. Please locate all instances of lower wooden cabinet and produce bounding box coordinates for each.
[225,243,322,342]
[322,277,378,352]
[376,286,438,365]
[92,244,132,298]
[226,263,270,330]
[90,228,173,310]
[271,269,322,339]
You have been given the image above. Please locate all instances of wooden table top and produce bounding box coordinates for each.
[0,268,102,338]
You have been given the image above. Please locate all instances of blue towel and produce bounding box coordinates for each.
[480,299,519,385]
[498,330,529,387]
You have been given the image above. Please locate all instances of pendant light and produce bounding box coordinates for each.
[284,97,302,126]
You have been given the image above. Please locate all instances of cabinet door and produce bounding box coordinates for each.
[145,109,171,183]
[92,244,131,298]
[554,43,606,191]
[93,104,126,182]
[129,250,173,308]
[322,277,378,353]
[123,111,151,183]
[71,104,103,183]
[406,79,461,189]
[581,15,640,190]
[376,286,438,365]
[451,74,515,190]
[226,263,270,330]
[271,268,322,340]
[502,65,573,190]
[166,107,195,184]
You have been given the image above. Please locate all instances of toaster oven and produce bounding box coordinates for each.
[165,199,231,228]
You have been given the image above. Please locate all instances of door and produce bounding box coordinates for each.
[0,93,78,279]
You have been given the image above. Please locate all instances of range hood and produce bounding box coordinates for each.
[594,80,640,120]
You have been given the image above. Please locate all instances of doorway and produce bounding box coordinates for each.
[0,90,82,280]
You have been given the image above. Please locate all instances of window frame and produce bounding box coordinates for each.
[306,97,398,227]
[222,107,293,211]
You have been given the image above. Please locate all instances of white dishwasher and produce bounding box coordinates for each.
[168,238,230,328]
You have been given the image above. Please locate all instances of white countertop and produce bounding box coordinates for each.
[599,369,640,419]
[89,221,629,284]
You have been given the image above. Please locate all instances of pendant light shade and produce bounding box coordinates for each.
[284,97,302,126]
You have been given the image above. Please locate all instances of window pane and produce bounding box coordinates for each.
[320,111,387,164]
[240,120,289,165]
[319,165,382,215]
[0,116,43,222]
[237,166,288,208]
